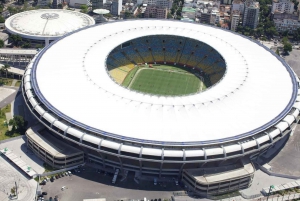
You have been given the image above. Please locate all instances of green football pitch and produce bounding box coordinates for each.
[128,68,203,96]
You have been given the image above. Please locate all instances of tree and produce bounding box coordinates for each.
[9,34,22,47]
[9,115,27,133]
[80,5,88,13]
[0,15,5,23]
[283,42,292,54]
[1,64,10,78]
[10,187,16,196]
[0,39,4,48]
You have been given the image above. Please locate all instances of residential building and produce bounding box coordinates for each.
[37,0,52,6]
[210,10,220,24]
[111,0,122,15]
[144,5,168,18]
[243,0,259,28]
[143,0,172,8]
[200,8,211,23]
[157,0,172,8]
[92,0,106,9]
[232,0,244,14]
[70,0,88,7]
[273,12,300,32]
[231,10,240,31]
[223,0,233,4]
[52,0,62,8]
[271,0,294,14]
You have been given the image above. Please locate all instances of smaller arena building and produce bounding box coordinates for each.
[5,9,95,45]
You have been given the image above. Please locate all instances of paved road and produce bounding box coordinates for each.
[42,167,182,201]
[0,86,19,109]
[0,156,37,201]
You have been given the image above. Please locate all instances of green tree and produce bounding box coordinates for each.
[9,34,22,47]
[80,5,88,13]
[167,12,172,19]
[283,42,292,54]
[9,115,27,133]
[0,39,4,48]
[1,64,10,78]
[0,15,5,23]
[11,187,15,196]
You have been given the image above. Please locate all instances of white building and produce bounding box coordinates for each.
[37,0,51,6]
[271,0,294,14]
[5,9,95,45]
[69,0,88,7]
[111,0,122,15]
[143,0,172,8]
[231,10,240,31]
[243,0,259,28]
[210,10,220,24]
[232,0,244,14]
[273,12,300,32]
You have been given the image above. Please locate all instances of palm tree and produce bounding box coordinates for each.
[1,64,10,78]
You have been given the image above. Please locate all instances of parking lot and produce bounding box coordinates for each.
[41,167,182,201]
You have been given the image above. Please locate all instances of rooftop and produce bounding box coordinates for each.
[185,163,255,184]
[29,20,297,145]
[26,124,83,158]
[5,9,95,40]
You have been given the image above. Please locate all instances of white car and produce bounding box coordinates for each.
[61,186,66,191]
[68,171,72,175]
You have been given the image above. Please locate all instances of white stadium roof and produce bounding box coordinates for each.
[5,9,95,41]
[30,20,297,145]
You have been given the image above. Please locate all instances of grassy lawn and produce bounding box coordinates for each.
[15,81,21,87]
[0,104,21,141]
[122,67,139,87]
[129,68,201,96]
[0,78,14,86]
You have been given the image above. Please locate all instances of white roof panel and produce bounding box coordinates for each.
[5,9,95,41]
[29,20,297,145]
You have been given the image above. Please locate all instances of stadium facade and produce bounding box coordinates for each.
[22,20,300,196]
[5,9,95,45]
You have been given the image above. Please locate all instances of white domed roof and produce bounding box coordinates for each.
[5,9,95,40]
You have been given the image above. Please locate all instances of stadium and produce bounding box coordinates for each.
[5,9,95,45]
[22,20,300,196]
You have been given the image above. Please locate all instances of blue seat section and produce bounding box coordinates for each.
[110,51,132,66]
[210,72,224,85]
[106,57,118,70]
[122,46,144,64]
[107,36,226,77]
[178,38,195,64]
[147,36,164,62]
[163,36,179,62]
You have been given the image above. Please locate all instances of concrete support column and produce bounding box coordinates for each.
[45,38,50,46]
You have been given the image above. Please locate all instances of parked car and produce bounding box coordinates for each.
[42,192,47,195]
[68,171,72,175]
[65,172,68,176]
[61,186,66,191]
[154,178,157,185]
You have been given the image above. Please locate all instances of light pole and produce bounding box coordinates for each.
[266,185,275,201]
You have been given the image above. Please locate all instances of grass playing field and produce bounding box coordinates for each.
[125,65,204,96]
